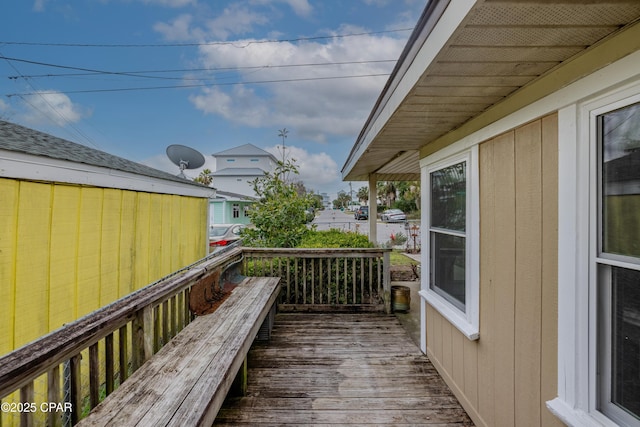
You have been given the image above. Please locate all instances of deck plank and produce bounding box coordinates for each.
[215,313,474,426]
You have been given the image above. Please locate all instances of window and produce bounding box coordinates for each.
[232,203,240,218]
[243,205,250,217]
[550,87,640,427]
[420,147,479,340]
[597,102,640,425]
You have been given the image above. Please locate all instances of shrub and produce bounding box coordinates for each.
[298,229,374,248]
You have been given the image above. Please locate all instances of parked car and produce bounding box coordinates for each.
[381,209,407,222]
[354,206,369,220]
[209,224,245,250]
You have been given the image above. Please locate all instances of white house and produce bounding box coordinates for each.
[210,143,277,197]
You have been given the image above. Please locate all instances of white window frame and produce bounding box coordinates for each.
[419,146,480,341]
[547,82,640,427]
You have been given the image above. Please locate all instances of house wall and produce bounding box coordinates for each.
[0,178,208,355]
[212,175,259,197]
[209,200,253,225]
[215,155,274,171]
[423,114,560,427]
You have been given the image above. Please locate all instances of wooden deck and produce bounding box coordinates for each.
[215,313,474,426]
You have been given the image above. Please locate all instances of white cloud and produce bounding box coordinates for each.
[140,0,197,7]
[153,14,205,41]
[264,144,339,193]
[250,0,313,18]
[33,0,47,11]
[154,3,269,41]
[19,91,90,126]
[189,29,404,142]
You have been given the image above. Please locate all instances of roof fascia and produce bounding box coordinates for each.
[342,0,469,179]
[0,150,215,198]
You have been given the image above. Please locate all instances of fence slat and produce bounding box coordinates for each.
[89,343,100,408]
[20,381,34,427]
[70,355,81,425]
[48,365,61,427]
[105,333,114,396]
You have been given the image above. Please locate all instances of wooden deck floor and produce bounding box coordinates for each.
[215,313,474,426]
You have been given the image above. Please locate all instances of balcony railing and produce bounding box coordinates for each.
[242,248,391,312]
[0,245,390,426]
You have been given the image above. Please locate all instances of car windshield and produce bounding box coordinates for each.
[209,226,230,237]
[388,209,403,214]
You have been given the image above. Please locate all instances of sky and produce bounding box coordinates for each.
[0,0,426,198]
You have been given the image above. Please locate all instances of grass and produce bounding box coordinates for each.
[389,250,418,266]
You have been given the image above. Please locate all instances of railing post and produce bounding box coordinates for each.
[383,251,391,314]
[132,305,155,371]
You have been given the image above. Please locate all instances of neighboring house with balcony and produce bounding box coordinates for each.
[0,120,214,356]
[342,1,640,426]
[210,143,277,198]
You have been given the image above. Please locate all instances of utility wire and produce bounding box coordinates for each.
[0,50,100,149]
[2,55,396,81]
[7,73,391,97]
[0,28,413,48]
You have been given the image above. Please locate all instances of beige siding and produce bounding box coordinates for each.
[424,114,560,427]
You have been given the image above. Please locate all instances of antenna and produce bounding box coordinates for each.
[166,144,205,178]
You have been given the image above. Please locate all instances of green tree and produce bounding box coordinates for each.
[333,191,351,209]
[357,186,369,204]
[376,181,397,208]
[243,160,315,248]
[193,169,212,186]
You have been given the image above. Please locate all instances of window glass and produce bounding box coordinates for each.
[431,233,466,310]
[598,102,640,424]
[431,162,466,232]
[610,266,640,419]
[429,160,467,312]
[601,102,640,258]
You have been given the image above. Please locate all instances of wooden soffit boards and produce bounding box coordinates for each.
[342,0,640,181]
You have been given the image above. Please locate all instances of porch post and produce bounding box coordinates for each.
[368,174,377,245]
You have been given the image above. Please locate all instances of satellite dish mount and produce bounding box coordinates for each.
[166,144,205,178]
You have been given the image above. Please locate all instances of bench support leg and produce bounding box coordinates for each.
[231,356,248,396]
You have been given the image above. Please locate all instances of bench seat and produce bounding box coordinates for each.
[77,276,280,427]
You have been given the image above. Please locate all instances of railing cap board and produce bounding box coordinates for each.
[242,247,391,258]
[0,247,243,400]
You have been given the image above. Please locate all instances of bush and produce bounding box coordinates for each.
[298,229,374,248]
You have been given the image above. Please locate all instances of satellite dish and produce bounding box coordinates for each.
[166,144,205,178]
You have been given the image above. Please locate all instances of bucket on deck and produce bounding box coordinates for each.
[391,285,411,312]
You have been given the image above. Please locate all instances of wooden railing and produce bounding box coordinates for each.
[0,245,391,426]
[242,248,391,313]
[0,245,243,427]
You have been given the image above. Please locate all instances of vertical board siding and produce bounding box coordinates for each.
[14,182,52,349]
[514,121,543,426]
[423,114,560,427]
[0,179,19,355]
[0,178,208,357]
[49,185,81,330]
[540,115,559,427]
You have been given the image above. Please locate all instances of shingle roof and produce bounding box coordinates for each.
[0,120,206,188]
[212,143,276,159]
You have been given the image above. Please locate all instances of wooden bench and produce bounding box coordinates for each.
[77,276,280,427]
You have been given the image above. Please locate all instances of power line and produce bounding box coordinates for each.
[1,55,396,81]
[0,50,100,149]
[6,72,391,97]
[0,28,413,48]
